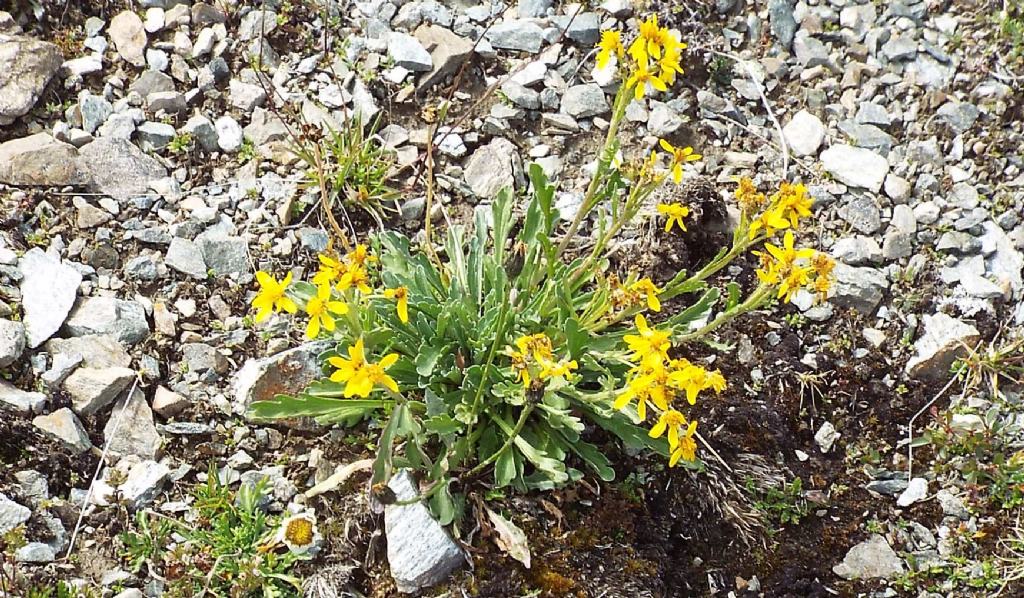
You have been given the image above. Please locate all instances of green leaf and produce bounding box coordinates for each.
[494,445,517,488]
[415,343,447,377]
[569,438,616,481]
[725,281,741,310]
[425,414,463,435]
[564,318,588,360]
[669,287,721,329]
[429,480,459,526]
[247,394,391,426]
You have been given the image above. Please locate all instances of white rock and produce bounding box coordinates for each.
[0,379,47,415]
[463,137,518,198]
[215,115,243,153]
[0,493,31,534]
[109,10,148,67]
[897,477,928,507]
[18,248,82,348]
[782,109,826,156]
[104,388,161,459]
[385,470,464,593]
[814,421,839,453]
[833,534,904,580]
[905,313,980,379]
[0,319,26,367]
[32,408,93,455]
[120,460,169,510]
[64,366,135,416]
[820,144,889,192]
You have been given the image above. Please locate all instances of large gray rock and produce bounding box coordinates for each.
[32,408,93,455]
[830,263,888,313]
[104,388,160,459]
[385,470,464,593]
[45,334,131,369]
[0,35,63,125]
[19,248,83,348]
[463,137,517,198]
[65,366,135,416]
[820,144,889,192]
[235,341,332,418]
[0,493,31,534]
[64,296,150,345]
[486,20,546,53]
[0,319,25,368]
[388,32,433,72]
[78,138,168,201]
[561,83,609,118]
[109,10,147,67]
[414,24,474,91]
[0,379,47,415]
[196,232,249,275]
[0,134,87,187]
[165,237,208,279]
[120,460,169,510]
[905,313,980,379]
[833,534,904,580]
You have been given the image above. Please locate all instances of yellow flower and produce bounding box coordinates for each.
[515,333,554,364]
[778,266,811,303]
[252,271,298,323]
[773,182,813,228]
[327,339,399,397]
[658,139,701,184]
[667,360,709,404]
[339,263,373,294]
[765,231,816,268]
[669,424,698,466]
[629,277,662,312]
[383,286,409,323]
[346,243,376,267]
[629,14,669,62]
[539,358,578,380]
[346,354,400,397]
[596,30,624,69]
[657,202,690,233]
[705,370,727,393]
[813,270,833,303]
[623,314,672,366]
[626,60,668,101]
[735,177,767,214]
[748,205,791,238]
[312,254,346,287]
[304,283,349,339]
[658,42,685,86]
[614,363,670,421]
[649,409,696,451]
[811,252,835,278]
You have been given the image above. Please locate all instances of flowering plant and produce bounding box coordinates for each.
[247,16,833,525]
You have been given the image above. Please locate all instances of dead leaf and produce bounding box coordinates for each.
[485,507,531,569]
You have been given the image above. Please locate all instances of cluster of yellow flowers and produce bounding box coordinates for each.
[736,179,835,304]
[747,180,814,238]
[614,315,725,466]
[597,15,685,101]
[327,338,399,398]
[251,244,411,340]
[505,333,578,386]
[755,231,835,303]
[608,275,663,314]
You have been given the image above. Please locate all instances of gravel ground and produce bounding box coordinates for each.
[0,0,1022,595]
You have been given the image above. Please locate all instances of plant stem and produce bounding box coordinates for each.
[464,293,513,457]
[676,284,772,343]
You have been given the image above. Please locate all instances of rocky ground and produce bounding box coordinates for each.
[0,0,1023,596]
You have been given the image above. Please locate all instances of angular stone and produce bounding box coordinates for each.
[165,237,207,279]
[104,388,160,459]
[833,534,904,580]
[235,341,333,419]
[388,32,433,72]
[905,313,980,379]
[196,233,249,275]
[0,133,87,187]
[0,379,47,415]
[109,11,148,67]
[19,248,82,349]
[228,79,267,111]
[0,493,31,534]
[414,24,473,91]
[65,297,150,345]
[33,408,93,455]
[831,263,888,313]
[215,115,243,153]
[78,138,168,201]
[65,366,135,416]
[152,386,189,418]
[385,470,464,592]
[0,35,63,125]
[560,83,609,118]
[463,137,517,198]
[820,144,889,192]
[0,319,25,368]
[120,460,169,510]
[486,20,546,53]
[897,477,928,507]
[45,335,131,369]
